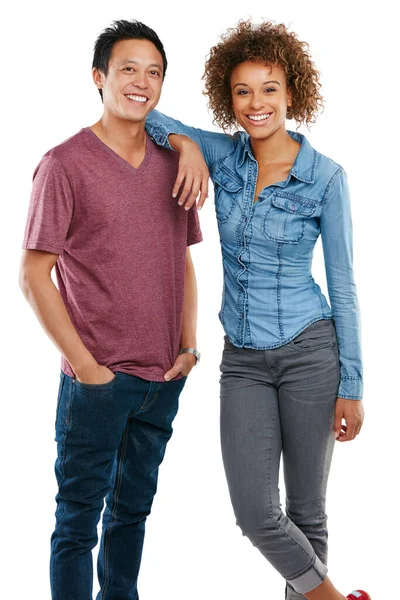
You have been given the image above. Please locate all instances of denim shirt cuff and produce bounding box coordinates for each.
[146,125,174,150]
[147,125,189,151]
[337,377,363,400]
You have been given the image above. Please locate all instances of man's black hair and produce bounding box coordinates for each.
[92,19,167,100]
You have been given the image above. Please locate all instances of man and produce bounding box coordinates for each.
[19,19,203,600]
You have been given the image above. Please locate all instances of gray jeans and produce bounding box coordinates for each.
[219,319,340,598]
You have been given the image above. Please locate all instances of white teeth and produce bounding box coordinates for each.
[126,94,147,103]
[248,114,270,121]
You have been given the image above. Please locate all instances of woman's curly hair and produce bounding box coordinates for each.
[203,20,324,130]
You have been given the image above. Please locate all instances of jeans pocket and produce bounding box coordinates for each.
[289,320,335,352]
[73,371,119,391]
[223,335,241,353]
[55,372,65,428]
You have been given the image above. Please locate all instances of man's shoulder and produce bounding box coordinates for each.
[148,136,179,167]
[43,128,90,165]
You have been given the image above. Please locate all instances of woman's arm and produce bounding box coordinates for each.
[320,168,365,442]
[146,110,236,169]
[320,168,363,401]
[146,110,238,209]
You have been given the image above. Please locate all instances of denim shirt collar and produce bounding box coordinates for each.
[238,130,317,184]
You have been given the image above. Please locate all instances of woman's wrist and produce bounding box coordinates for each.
[168,133,192,152]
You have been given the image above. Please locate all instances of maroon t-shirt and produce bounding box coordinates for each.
[22,128,202,381]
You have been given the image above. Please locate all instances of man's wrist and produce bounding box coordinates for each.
[72,356,98,379]
[179,347,200,365]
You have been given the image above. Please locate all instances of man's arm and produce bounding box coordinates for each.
[19,249,114,384]
[164,248,198,381]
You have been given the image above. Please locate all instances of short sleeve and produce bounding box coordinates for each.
[22,155,74,255]
[187,206,203,246]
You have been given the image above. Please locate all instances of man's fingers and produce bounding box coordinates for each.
[164,364,182,382]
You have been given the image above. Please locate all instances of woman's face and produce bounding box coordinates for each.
[230,61,291,140]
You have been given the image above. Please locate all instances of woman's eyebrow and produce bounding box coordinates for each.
[233,80,281,89]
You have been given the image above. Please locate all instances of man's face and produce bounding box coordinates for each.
[93,38,164,123]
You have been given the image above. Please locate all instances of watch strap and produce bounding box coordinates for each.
[179,347,200,364]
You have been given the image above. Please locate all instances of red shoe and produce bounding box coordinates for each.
[347,592,371,600]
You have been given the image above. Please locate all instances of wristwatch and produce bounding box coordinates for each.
[179,347,201,365]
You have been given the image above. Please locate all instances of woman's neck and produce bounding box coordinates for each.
[250,126,300,165]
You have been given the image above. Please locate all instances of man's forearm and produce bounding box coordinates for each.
[180,250,198,349]
[20,270,97,377]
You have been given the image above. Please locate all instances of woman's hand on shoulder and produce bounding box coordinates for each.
[169,134,209,210]
[334,398,365,442]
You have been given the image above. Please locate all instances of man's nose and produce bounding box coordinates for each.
[131,72,149,89]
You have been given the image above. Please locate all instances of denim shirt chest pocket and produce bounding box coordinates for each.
[213,164,244,224]
[263,192,318,244]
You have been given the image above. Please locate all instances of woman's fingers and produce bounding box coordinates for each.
[184,173,203,210]
[197,174,209,210]
[172,141,209,208]
[173,170,186,200]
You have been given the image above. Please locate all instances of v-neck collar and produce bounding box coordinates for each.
[83,127,153,176]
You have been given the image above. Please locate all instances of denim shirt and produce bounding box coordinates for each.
[146,110,363,400]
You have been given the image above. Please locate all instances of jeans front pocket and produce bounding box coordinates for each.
[213,165,243,224]
[55,372,65,428]
[73,371,119,391]
[289,320,335,352]
[263,192,317,244]
[223,335,241,354]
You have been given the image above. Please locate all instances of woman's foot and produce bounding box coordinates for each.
[347,592,371,600]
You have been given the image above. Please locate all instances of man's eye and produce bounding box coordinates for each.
[150,70,160,76]
[123,67,134,72]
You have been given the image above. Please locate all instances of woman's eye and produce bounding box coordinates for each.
[237,90,249,95]
[265,88,276,93]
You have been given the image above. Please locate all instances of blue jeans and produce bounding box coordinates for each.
[50,370,186,600]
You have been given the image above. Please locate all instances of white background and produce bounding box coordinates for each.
[1,0,398,598]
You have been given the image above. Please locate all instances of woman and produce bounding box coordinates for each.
[146,20,368,600]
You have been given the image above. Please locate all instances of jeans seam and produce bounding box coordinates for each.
[59,379,74,482]
[266,399,317,579]
[101,422,130,599]
[53,379,75,555]
[55,373,65,428]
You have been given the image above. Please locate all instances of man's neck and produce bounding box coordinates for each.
[90,111,147,168]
